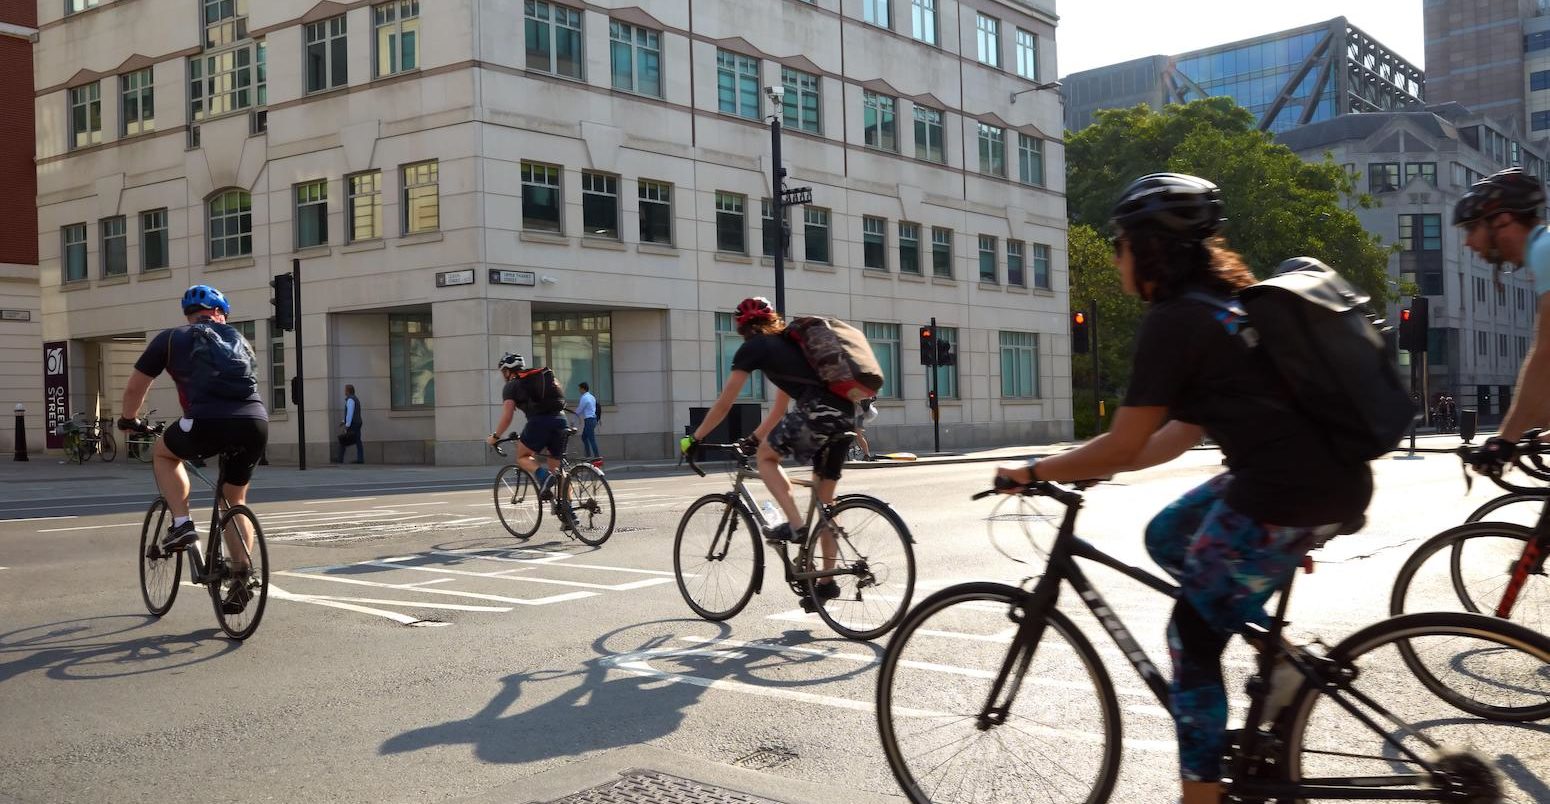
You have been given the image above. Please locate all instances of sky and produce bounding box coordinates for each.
[1056,1,1426,77]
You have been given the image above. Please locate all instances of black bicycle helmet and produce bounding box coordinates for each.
[1453,167,1545,226]
[1108,173,1227,239]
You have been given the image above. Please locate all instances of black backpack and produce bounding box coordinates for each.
[183,321,259,400]
[515,367,565,415]
[1186,258,1416,463]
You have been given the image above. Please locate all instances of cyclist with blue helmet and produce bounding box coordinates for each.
[117,284,268,614]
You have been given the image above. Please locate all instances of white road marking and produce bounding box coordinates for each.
[430,549,680,577]
[0,516,78,523]
[372,501,449,508]
[360,559,674,591]
[272,570,595,606]
[38,522,138,532]
[280,593,510,612]
[266,584,425,625]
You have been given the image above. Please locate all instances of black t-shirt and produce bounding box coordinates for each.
[502,370,566,417]
[731,334,850,409]
[134,325,267,420]
[1124,292,1371,526]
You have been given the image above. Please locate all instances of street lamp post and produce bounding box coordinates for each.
[767,84,788,316]
[1008,80,1062,104]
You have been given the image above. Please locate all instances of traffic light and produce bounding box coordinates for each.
[1398,296,1429,352]
[935,338,956,366]
[927,390,938,410]
[919,325,937,366]
[1071,311,1090,354]
[271,272,296,332]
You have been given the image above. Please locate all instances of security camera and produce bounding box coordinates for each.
[766,85,785,100]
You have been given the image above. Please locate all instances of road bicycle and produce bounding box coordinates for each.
[676,438,915,641]
[125,410,166,463]
[137,449,269,640]
[58,413,116,464]
[876,478,1550,803]
[491,428,615,546]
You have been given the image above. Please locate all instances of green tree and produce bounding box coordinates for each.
[1068,224,1143,437]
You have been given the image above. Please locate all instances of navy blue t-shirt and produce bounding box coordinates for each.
[134,324,268,420]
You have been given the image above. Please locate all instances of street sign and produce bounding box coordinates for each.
[435,269,476,288]
[489,269,537,287]
[780,186,813,205]
[0,310,30,321]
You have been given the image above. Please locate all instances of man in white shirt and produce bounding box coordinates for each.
[575,382,601,461]
[340,384,363,464]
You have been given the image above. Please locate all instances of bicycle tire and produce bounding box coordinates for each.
[98,432,117,463]
[673,493,761,621]
[1464,491,1548,525]
[1277,612,1550,797]
[876,582,1122,804]
[803,496,915,641]
[130,434,156,464]
[209,505,269,640]
[493,465,542,539]
[137,497,181,616]
[562,463,615,547]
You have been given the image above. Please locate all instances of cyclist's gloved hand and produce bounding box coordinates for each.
[1467,437,1516,476]
[993,459,1037,493]
[679,435,700,457]
[737,435,760,454]
[116,416,142,432]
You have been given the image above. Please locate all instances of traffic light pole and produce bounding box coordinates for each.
[929,316,940,454]
[770,116,786,316]
[293,258,306,471]
[1089,299,1101,433]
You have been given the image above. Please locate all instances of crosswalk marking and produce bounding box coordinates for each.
[360,558,675,591]
[272,570,596,606]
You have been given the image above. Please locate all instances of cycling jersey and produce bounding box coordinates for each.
[1527,225,1550,295]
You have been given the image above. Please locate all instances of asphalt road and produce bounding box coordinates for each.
[1,449,1546,803]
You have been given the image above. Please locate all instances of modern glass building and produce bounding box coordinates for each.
[1064,17,1423,133]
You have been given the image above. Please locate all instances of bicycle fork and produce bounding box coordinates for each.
[1495,538,1546,618]
[976,587,1058,729]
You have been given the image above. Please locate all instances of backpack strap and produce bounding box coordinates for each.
[1180,290,1257,346]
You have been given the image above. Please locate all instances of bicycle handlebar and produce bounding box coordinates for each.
[1456,427,1550,492]
[683,440,757,477]
[971,476,1100,505]
[490,434,519,457]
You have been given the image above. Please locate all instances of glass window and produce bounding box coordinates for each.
[863,0,890,28]
[533,313,614,404]
[761,198,790,257]
[933,326,958,398]
[638,180,673,245]
[609,20,661,97]
[1398,213,1441,251]
[62,224,87,282]
[804,207,830,264]
[899,221,921,274]
[389,313,434,408]
[525,1,584,79]
[931,227,952,278]
[999,330,1038,398]
[373,1,420,78]
[120,69,154,136]
[268,319,286,410]
[295,179,328,249]
[864,91,898,152]
[69,83,101,150]
[1529,31,1550,53]
[1018,134,1044,186]
[912,0,937,45]
[402,161,439,234]
[1534,70,1550,92]
[863,216,886,271]
[1032,243,1051,289]
[914,105,944,163]
[864,323,901,399]
[1404,162,1437,187]
[978,123,1006,177]
[976,14,1001,68]
[1007,240,1024,286]
[521,161,563,233]
[207,190,252,261]
[1015,29,1038,80]
[1368,162,1400,192]
[189,44,263,121]
[203,0,248,48]
[141,209,168,271]
[715,312,764,400]
[978,235,998,283]
[781,67,821,134]
[348,171,383,241]
[581,172,620,239]
[305,15,349,93]
[67,0,100,14]
[100,217,126,277]
[717,50,761,120]
[716,192,746,254]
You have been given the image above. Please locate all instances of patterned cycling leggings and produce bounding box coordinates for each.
[1144,474,1320,782]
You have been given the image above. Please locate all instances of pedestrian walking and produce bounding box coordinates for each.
[340,384,363,464]
[575,382,601,463]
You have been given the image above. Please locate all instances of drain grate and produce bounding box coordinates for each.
[731,746,797,771]
[612,526,652,534]
[543,769,782,804]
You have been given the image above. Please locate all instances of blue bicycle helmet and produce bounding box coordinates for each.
[181,284,230,316]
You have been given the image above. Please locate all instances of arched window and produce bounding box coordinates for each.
[208,189,252,260]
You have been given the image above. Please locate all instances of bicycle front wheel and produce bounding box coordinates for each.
[138,497,181,615]
[1464,492,1548,527]
[804,495,915,640]
[1392,522,1548,654]
[562,463,615,546]
[1279,612,1550,799]
[493,465,542,539]
[673,494,761,621]
[877,582,1122,804]
[208,505,269,640]
[98,432,117,462]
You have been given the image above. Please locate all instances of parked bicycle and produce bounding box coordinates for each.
[677,438,915,641]
[491,426,615,546]
[58,413,116,464]
[136,446,269,640]
[875,478,1550,803]
[125,410,166,463]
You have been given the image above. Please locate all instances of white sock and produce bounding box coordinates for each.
[172,516,190,528]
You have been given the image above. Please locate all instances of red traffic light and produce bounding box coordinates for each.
[1400,309,1412,322]
[1073,312,1086,325]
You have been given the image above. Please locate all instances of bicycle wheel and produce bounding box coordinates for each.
[1465,492,1547,528]
[561,463,615,546]
[1278,612,1550,800]
[98,432,117,463]
[877,582,1122,804]
[130,435,155,464]
[803,495,915,640]
[208,505,269,640]
[1392,522,1548,650]
[673,494,761,621]
[493,465,542,539]
[137,497,181,616]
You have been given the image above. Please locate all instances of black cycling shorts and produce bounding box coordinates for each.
[519,413,571,458]
[162,417,269,486]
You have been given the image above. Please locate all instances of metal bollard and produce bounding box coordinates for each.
[13,403,28,462]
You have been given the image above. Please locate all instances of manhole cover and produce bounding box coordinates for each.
[544,769,781,803]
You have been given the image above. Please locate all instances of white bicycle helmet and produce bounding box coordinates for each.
[497,353,524,371]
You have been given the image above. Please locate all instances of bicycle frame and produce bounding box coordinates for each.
[989,483,1461,800]
[177,460,230,586]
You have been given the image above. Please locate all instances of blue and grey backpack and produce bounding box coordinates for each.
[185,320,259,400]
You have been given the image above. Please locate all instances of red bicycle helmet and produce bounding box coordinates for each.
[735,296,776,327]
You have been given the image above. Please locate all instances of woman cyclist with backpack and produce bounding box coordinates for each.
[994,174,1373,804]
